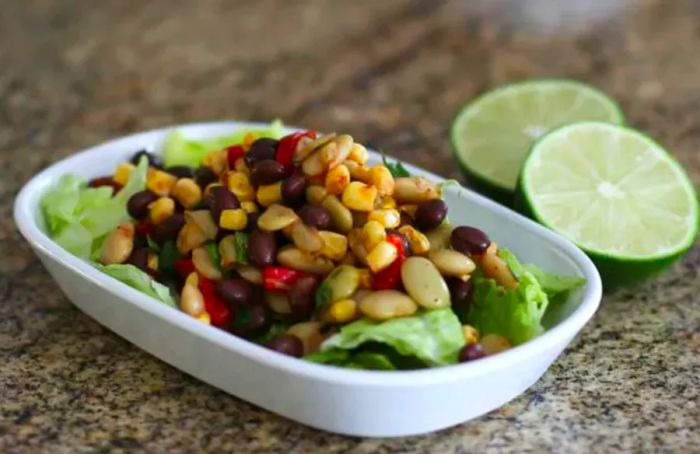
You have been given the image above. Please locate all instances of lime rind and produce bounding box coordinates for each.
[520,121,699,263]
[451,79,625,195]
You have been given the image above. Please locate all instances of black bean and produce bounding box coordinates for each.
[127,190,158,219]
[298,205,332,230]
[451,226,490,256]
[250,159,286,187]
[231,305,270,338]
[288,276,319,318]
[281,172,307,207]
[244,138,278,167]
[152,213,185,242]
[459,344,486,363]
[206,186,240,223]
[130,150,162,168]
[267,334,304,358]
[165,165,195,179]
[414,199,448,231]
[217,278,255,307]
[128,247,149,272]
[247,229,277,267]
[194,166,217,188]
[447,277,473,308]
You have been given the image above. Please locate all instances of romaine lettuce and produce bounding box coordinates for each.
[305,349,397,370]
[41,158,148,258]
[162,120,284,167]
[465,249,584,346]
[95,263,176,308]
[319,308,465,367]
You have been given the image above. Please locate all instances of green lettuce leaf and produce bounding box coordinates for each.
[466,249,586,345]
[381,153,411,178]
[320,308,465,366]
[41,158,148,258]
[523,264,585,298]
[95,264,177,308]
[305,349,396,370]
[162,120,284,167]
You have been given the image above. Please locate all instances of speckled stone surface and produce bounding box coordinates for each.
[2,0,700,452]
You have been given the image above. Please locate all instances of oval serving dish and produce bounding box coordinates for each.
[14,122,602,437]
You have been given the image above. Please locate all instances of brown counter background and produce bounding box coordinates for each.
[1,0,699,452]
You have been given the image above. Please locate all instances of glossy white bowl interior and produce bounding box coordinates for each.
[14,122,602,437]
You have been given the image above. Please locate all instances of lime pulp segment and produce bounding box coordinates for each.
[522,122,698,259]
[452,80,624,192]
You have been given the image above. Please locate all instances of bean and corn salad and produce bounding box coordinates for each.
[47,126,582,369]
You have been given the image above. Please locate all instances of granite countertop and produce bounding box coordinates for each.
[2,0,700,451]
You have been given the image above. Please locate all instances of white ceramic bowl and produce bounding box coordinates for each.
[14,122,602,437]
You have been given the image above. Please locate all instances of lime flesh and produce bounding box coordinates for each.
[452,80,624,196]
[519,122,698,288]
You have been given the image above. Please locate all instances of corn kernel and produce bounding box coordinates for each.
[243,132,256,150]
[148,197,175,225]
[234,157,249,174]
[345,161,373,183]
[362,220,386,251]
[306,185,328,205]
[147,253,158,271]
[347,143,368,165]
[368,209,401,228]
[228,172,256,202]
[327,299,358,324]
[113,162,135,186]
[319,231,348,261]
[146,168,177,196]
[203,149,227,175]
[257,182,283,207]
[370,165,395,196]
[172,178,202,209]
[398,225,430,255]
[219,208,248,230]
[366,241,398,273]
[342,181,377,212]
[325,164,350,196]
[462,325,480,345]
[241,201,259,214]
[197,312,212,325]
[358,268,372,289]
[185,271,199,288]
[378,196,397,209]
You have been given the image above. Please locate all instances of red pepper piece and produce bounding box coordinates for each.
[174,258,195,279]
[199,277,232,327]
[275,130,317,171]
[372,258,404,290]
[386,232,406,258]
[134,221,154,238]
[372,232,407,290]
[226,145,245,168]
[262,266,306,292]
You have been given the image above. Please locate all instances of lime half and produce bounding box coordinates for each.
[451,80,624,202]
[518,122,699,288]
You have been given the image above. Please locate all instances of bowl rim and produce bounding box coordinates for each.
[13,120,602,387]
